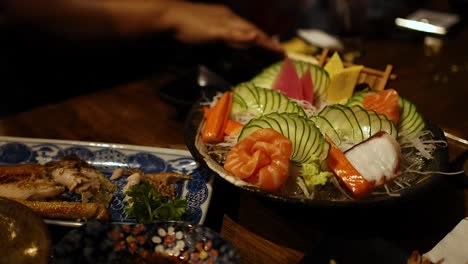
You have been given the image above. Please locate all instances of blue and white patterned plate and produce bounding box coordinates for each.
[0,136,213,226]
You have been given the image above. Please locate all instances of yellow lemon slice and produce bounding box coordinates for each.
[326,65,364,103]
[324,52,363,103]
[324,52,344,76]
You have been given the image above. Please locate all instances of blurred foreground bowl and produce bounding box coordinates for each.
[0,197,51,264]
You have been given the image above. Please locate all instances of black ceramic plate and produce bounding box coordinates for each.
[184,98,450,209]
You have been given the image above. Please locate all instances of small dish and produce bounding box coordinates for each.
[0,197,51,264]
[52,221,241,264]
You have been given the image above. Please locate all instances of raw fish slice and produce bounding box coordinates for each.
[272,57,302,100]
[301,67,315,103]
[345,132,401,186]
[224,128,293,191]
[363,89,400,124]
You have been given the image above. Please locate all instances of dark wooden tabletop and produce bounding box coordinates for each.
[2,4,468,264]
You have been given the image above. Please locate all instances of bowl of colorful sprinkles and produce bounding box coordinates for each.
[184,50,456,208]
[52,220,241,264]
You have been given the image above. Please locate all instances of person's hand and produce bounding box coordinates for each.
[5,0,283,52]
[161,1,283,52]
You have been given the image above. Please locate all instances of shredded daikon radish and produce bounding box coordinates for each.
[404,169,464,176]
[383,184,401,197]
[200,92,223,108]
[393,179,406,189]
[231,111,257,125]
[394,178,412,187]
[399,129,447,160]
[293,99,320,116]
[296,177,313,199]
[291,98,331,116]
[330,177,353,200]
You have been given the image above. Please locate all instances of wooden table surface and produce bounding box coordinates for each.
[2,8,468,264]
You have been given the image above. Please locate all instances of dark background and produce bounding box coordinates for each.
[1,0,467,116]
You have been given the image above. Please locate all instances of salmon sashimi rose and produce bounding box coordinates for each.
[223,128,293,191]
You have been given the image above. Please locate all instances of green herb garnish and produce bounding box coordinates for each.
[125,181,187,224]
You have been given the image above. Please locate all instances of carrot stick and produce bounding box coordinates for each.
[202,92,233,142]
[224,119,243,136]
[203,106,212,118]
[325,135,372,198]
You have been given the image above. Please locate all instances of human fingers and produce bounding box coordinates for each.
[224,31,284,53]
[254,31,284,53]
[224,16,284,52]
[223,29,284,52]
[228,28,258,42]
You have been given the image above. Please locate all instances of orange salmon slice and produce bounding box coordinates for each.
[223,128,293,191]
[363,89,400,125]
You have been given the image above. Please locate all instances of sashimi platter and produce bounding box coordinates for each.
[187,52,448,204]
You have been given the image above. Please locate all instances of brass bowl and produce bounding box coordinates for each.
[0,197,51,264]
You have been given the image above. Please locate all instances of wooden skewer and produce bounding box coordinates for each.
[318,48,329,67]
[375,64,394,91]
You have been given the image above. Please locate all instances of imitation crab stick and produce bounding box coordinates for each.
[203,103,243,137]
[202,91,233,142]
[325,135,372,198]
[203,106,211,118]
[224,119,243,136]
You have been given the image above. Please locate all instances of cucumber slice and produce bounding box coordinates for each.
[231,82,306,117]
[378,113,398,139]
[238,112,330,163]
[335,105,364,142]
[350,105,395,138]
[262,113,289,138]
[349,105,371,139]
[315,103,399,150]
[231,82,261,116]
[345,89,370,107]
[319,105,363,143]
[367,110,382,137]
[251,59,330,100]
[346,89,426,140]
[318,105,355,143]
[398,97,425,140]
[309,116,341,146]
[263,113,311,162]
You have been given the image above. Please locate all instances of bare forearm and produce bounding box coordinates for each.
[4,0,175,39]
[4,0,283,51]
